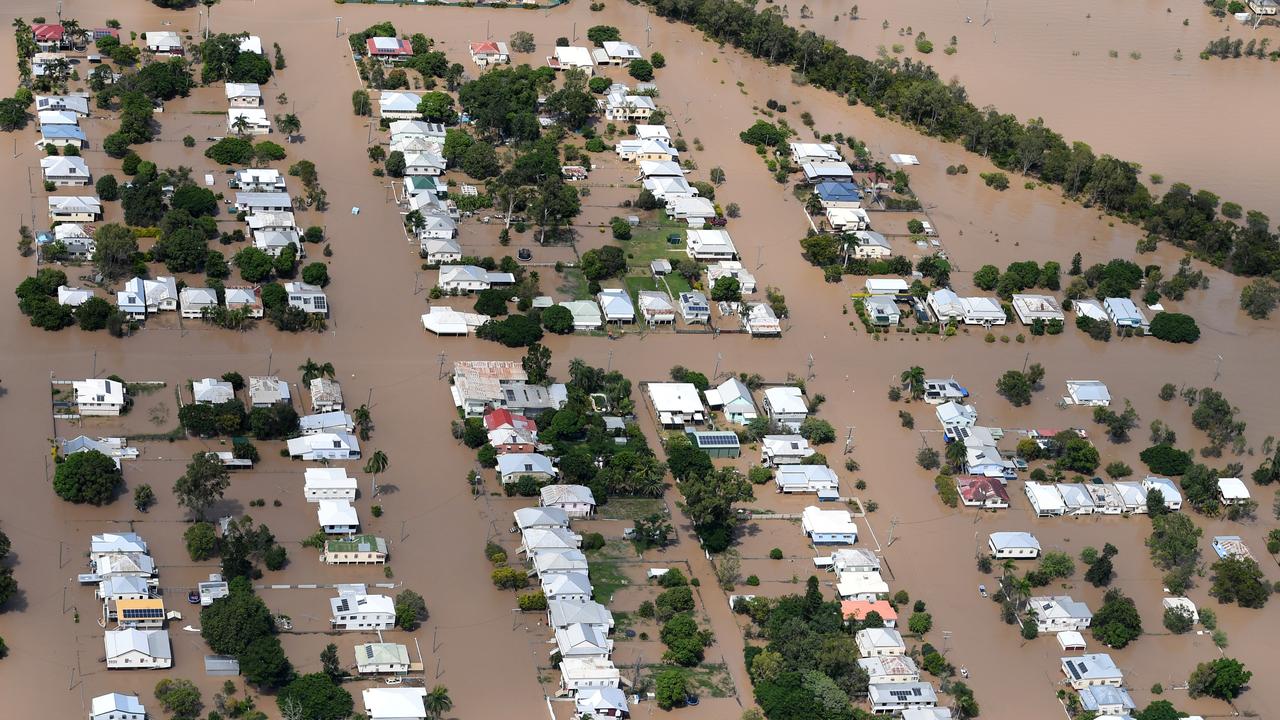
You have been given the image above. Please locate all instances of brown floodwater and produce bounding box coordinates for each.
[0,1,1277,719]
[792,0,1280,216]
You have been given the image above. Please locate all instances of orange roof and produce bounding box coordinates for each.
[470,41,501,54]
[840,599,897,621]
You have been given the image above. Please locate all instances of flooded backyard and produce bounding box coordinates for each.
[0,0,1277,719]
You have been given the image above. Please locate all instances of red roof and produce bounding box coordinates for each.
[957,476,1011,504]
[470,41,501,54]
[365,37,412,56]
[841,600,898,622]
[483,408,535,432]
[33,24,65,42]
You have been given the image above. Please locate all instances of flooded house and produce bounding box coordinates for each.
[497,452,557,485]
[988,531,1041,558]
[283,282,328,315]
[868,683,938,714]
[775,465,839,495]
[468,40,510,66]
[546,45,596,74]
[1061,654,1124,689]
[225,82,261,107]
[320,535,388,565]
[309,378,344,412]
[377,91,421,120]
[859,655,921,684]
[363,37,412,61]
[841,599,898,628]
[355,643,412,675]
[287,431,360,460]
[802,506,858,544]
[40,155,90,186]
[703,377,757,424]
[362,688,428,720]
[678,291,710,324]
[104,628,172,669]
[761,386,808,431]
[179,287,218,319]
[47,196,101,222]
[91,693,146,720]
[73,379,125,416]
[761,434,815,466]
[856,628,906,658]
[597,289,635,324]
[1027,596,1093,633]
[1011,294,1065,325]
[303,468,358,502]
[192,378,234,404]
[540,484,596,518]
[647,382,706,426]
[330,589,394,629]
[317,499,359,534]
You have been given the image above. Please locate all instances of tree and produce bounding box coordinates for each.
[1188,657,1251,700]
[522,343,552,385]
[799,417,836,444]
[1091,589,1143,648]
[973,264,1000,290]
[461,142,499,179]
[424,685,453,720]
[1140,444,1192,475]
[364,450,389,493]
[476,314,544,347]
[510,31,535,53]
[996,370,1033,406]
[1209,556,1271,608]
[417,92,457,124]
[277,674,352,720]
[171,185,218,217]
[351,89,371,116]
[275,113,301,142]
[711,275,742,302]
[154,679,203,720]
[240,634,293,689]
[320,643,344,681]
[473,288,510,317]
[917,447,941,470]
[384,150,406,178]
[1149,312,1200,343]
[1039,551,1075,579]
[301,262,329,287]
[1163,605,1194,634]
[655,668,688,709]
[580,245,627,282]
[1058,437,1100,474]
[680,466,753,552]
[298,358,335,384]
[629,58,655,81]
[908,611,933,635]
[1084,554,1114,587]
[173,452,231,520]
[200,581,274,657]
[91,224,138,281]
[0,97,28,131]
[53,450,122,505]
[899,366,926,400]
[1240,278,1279,319]
[233,246,274,282]
[204,136,256,164]
[184,522,218,561]
[541,304,574,334]
[586,25,622,45]
[395,589,428,630]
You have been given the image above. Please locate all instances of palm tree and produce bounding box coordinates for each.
[201,0,221,39]
[60,19,83,47]
[944,440,967,472]
[231,114,250,137]
[352,404,373,441]
[900,366,925,400]
[274,113,301,143]
[364,450,388,497]
[423,685,452,720]
[298,358,335,383]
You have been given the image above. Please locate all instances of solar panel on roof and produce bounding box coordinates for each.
[365,645,375,658]
[123,607,164,619]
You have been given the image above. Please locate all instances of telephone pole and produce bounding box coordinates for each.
[843,426,855,455]
[436,351,447,380]
[886,517,899,546]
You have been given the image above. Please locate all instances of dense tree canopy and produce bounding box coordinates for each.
[54,450,123,505]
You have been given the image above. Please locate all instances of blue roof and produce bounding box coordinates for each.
[41,124,86,139]
[815,181,862,201]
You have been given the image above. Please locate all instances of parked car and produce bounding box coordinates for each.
[187,590,201,604]
[517,248,532,261]
[978,584,987,598]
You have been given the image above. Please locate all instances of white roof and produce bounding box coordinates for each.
[379,91,421,113]
[288,431,359,455]
[857,627,905,649]
[74,378,125,406]
[318,500,359,526]
[776,465,839,489]
[1074,298,1109,322]
[421,306,488,335]
[225,82,261,99]
[597,288,635,320]
[763,386,807,414]
[92,532,148,555]
[553,46,595,67]
[1062,653,1122,682]
[547,599,613,628]
[238,35,263,55]
[332,591,394,616]
[192,378,234,404]
[228,108,269,125]
[41,155,89,177]
[104,628,171,660]
[39,108,82,124]
[1066,380,1111,404]
[790,142,842,161]
[989,531,1040,551]
[638,159,683,177]
[48,195,101,214]
[1218,477,1250,500]
[762,434,814,457]
[865,278,909,293]
[647,382,704,414]
[1056,630,1087,651]
[601,40,642,58]
[305,467,357,490]
[514,507,570,530]
[145,31,182,48]
[300,410,355,433]
[543,571,593,597]
[540,484,595,506]
[935,401,977,427]
[705,377,755,411]
[92,693,146,717]
[497,452,556,476]
[686,228,737,256]
[803,506,857,535]
[635,124,671,140]
[362,688,427,720]
[57,285,92,306]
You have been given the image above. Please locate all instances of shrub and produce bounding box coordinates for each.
[1149,312,1200,343]
[1140,444,1193,475]
[491,566,528,589]
[769,548,784,560]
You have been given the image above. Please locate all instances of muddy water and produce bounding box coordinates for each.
[0,1,1277,719]
[792,0,1280,215]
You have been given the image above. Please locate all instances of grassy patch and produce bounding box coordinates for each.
[660,273,693,296]
[557,267,592,300]
[599,497,666,521]
[588,559,630,605]
[613,610,635,638]
[623,218,687,268]
[639,664,735,698]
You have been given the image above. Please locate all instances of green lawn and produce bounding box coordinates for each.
[623,217,688,267]
[598,497,667,521]
[556,267,592,300]
[639,664,735,699]
[587,559,630,605]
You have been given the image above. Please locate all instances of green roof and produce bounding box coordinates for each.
[324,534,387,554]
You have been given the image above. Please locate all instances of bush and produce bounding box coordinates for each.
[1140,444,1193,475]
[980,172,1009,190]
[394,589,428,630]
[769,548,784,560]
[1163,606,1194,634]
[1149,312,1200,343]
[658,568,688,587]
[581,532,606,551]
[491,566,528,589]
[517,591,548,611]
[204,137,256,165]
[301,262,330,287]
[655,668,688,709]
[184,522,218,561]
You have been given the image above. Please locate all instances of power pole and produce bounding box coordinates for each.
[335,17,343,38]
[807,353,815,381]
[843,426,855,455]
[436,351,447,380]
[886,517,899,546]
[606,349,614,372]
[712,352,722,380]
[1214,354,1223,382]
